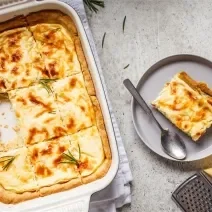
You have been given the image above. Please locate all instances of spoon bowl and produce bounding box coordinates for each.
[161,129,186,160]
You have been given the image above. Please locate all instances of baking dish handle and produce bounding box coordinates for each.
[43,195,91,212]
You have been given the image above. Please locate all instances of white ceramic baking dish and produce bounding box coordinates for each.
[0,0,119,211]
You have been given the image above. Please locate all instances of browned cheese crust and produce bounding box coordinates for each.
[0,185,40,204]
[0,16,27,33]
[91,96,112,160]
[82,160,111,184]
[39,178,82,197]
[178,71,212,105]
[178,72,199,91]
[75,37,96,96]
[81,96,112,184]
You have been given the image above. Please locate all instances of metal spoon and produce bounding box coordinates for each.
[123,79,187,160]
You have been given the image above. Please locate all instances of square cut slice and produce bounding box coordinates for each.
[28,136,82,196]
[0,27,47,92]
[29,23,81,79]
[8,84,66,145]
[152,72,212,141]
[69,126,107,183]
[52,74,95,135]
[0,147,39,204]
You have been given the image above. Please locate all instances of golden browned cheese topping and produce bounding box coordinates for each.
[58,145,66,154]
[78,159,88,171]
[53,155,62,166]
[16,97,27,105]
[53,126,66,137]
[70,77,77,88]
[11,66,19,75]
[28,93,52,111]
[67,118,75,131]
[11,50,22,62]
[31,148,39,162]
[47,62,58,77]
[0,79,6,89]
[40,143,53,156]
[36,164,53,177]
[27,127,49,145]
[0,57,6,70]
[80,106,85,112]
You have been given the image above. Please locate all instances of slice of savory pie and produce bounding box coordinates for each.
[0,16,48,92]
[27,20,81,79]
[8,83,66,145]
[0,147,39,204]
[69,126,110,184]
[152,72,212,141]
[28,136,82,197]
[52,74,95,134]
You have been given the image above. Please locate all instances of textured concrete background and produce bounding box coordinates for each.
[86,0,212,211]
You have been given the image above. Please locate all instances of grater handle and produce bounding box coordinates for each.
[0,0,36,10]
[42,195,91,212]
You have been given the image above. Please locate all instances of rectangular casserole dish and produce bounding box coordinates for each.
[0,0,119,211]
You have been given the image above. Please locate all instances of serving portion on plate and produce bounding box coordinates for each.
[152,72,212,141]
[132,54,212,161]
[0,10,111,204]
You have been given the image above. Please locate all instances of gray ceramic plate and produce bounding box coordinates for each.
[132,54,212,161]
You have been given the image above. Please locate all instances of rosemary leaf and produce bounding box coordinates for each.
[84,0,104,13]
[123,16,126,33]
[63,152,78,164]
[124,64,130,69]
[102,32,106,48]
[59,147,81,167]
[78,144,81,160]
[1,155,17,171]
[68,150,78,163]
[39,78,58,95]
[60,161,77,164]
[39,78,58,83]
[40,82,52,95]
[48,110,56,114]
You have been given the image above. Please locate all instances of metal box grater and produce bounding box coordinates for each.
[172,172,212,212]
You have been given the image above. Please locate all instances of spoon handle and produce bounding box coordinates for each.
[123,79,164,132]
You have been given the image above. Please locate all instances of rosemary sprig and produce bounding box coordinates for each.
[60,144,81,167]
[84,0,104,13]
[39,78,58,83]
[0,155,17,171]
[123,16,126,33]
[124,64,130,69]
[40,81,53,95]
[102,32,106,48]
[48,110,56,114]
[38,79,57,95]
[0,93,9,100]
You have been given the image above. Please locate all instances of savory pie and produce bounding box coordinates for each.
[152,72,212,141]
[0,11,111,204]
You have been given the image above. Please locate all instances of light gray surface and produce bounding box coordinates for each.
[86,0,212,211]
